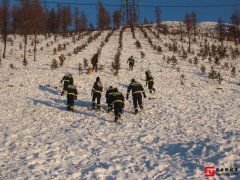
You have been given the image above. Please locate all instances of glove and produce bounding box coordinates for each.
[61,91,64,96]
[126,95,129,100]
[144,94,147,98]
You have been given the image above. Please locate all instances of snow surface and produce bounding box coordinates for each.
[0,23,240,179]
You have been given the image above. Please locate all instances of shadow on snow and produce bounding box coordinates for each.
[28,97,113,123]
[38,84,59,95]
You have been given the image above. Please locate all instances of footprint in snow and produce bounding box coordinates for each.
[70,121,80,128]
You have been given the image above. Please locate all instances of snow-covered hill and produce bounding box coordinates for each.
[0,24,240,179]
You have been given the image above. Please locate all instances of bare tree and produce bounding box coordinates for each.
[191,11,197,38]
[79,11,88,31]
[230,9,240,45]
[0,0,10,58]
[46,8,58,33]
[179,22,184,42]
[19,0,32,64]
[216,17,225,46]
[74,7,79,33]
[60,5,72,35]
[184,13,193,52]
[12,5,22,34]
[30,0,45,61]
[57,3,61,33]
[113,10,121,29]
[155,6,161,37]
[97,0,111,30]
[105,10,111,29]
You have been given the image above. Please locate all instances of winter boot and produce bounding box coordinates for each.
[67,106,71,111]
[107,107,112,113]
[97,106,101,111]
[134,109,138,114]
[114,117,118,123]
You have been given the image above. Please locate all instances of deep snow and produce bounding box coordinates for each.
[0,22,240,179]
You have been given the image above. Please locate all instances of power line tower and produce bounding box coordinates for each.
[121,0,140,25]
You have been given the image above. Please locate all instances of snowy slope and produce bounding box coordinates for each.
[0,24,240,179]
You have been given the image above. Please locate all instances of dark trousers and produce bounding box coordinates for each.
[93,64,97,72]
[148,81,155,93]
[133,93,143,111]
[114,103,124,119]
[129,63,134,70]
[106,99,113,111]
[67,95,75,110]
[92,93,101,109]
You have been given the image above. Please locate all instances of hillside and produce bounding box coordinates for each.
[0,22,240,179]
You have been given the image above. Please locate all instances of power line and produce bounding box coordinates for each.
[15,0,240,8]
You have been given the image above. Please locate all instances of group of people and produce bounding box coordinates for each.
[92,54,135,72]
[60,56,156,123]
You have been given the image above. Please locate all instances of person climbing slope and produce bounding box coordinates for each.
[127,56,135,70]
[126,79,146,114]
[60,73,74,93]
[61,81,78,111]
[105,86,114,112]
[111,88,125,123]
[91,76,103,110]
[145,70,156,94]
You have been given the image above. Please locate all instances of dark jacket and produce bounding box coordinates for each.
[127,81,146,97]
[92,80,103,94]
[127,57,135,64]
[91,54,98,66]
[67,84,78,97]
[111,91,125,106]
[61,74,74,91]
[105,87,114,103]
[146,74,154,86]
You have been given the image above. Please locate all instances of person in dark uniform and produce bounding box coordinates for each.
[111,88,125,122]
[60,73,73,93]
[127,56,135,70]
[61,82,78,111]
[126,79,146,114]
[145,70,156,94]
[91,76,103,110]
[91,53,98,72]
[105,86,114,112]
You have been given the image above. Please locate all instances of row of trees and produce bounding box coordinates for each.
[1,0,240,59]
[183,10,240,53]
[216,10,240,46]
[0,0,122,60]
[1,0,122,34]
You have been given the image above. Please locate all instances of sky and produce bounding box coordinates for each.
[12,0,240,27]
